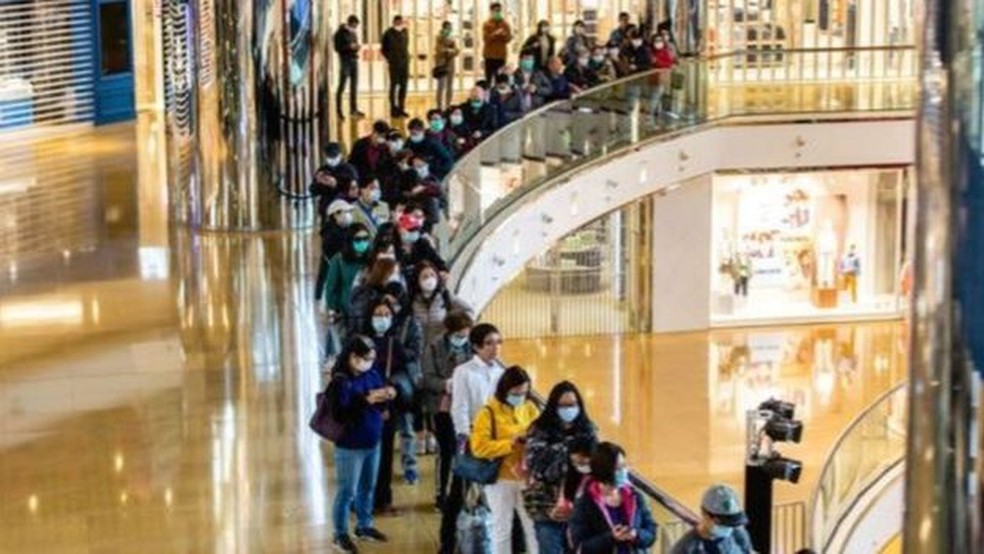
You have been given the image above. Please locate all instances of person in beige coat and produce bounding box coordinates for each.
[434,21,460,110]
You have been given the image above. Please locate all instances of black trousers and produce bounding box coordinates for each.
[374,416,396,509]
[434,413,456,504]
[388,63,409,111]
[439,474,464,553]
[336,57,359,115]
[484,58,506,85]
[314,255,329,301]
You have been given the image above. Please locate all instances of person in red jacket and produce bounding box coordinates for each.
[651,35,677,69]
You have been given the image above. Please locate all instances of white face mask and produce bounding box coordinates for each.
[631,39,643,48]
[609,48,620,57]
[575,463,592,475]
[655,41,665,49]
[389,139,404,153]
[420,276,438,292]
[326,156,342,167]
[578,57,589,66]
[450,114,464,126]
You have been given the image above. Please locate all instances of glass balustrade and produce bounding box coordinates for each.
[442,47,917,266]
[809,382,908,551]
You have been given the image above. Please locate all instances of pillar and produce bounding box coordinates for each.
[162,0,329,230]
[903,0,984,549]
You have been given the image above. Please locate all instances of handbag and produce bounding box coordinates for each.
[432,66,449,79]
[309,375,347,442]
[453,406,503,484]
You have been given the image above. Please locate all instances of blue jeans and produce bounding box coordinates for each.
[536,520,570,554]
[333,445,381,538]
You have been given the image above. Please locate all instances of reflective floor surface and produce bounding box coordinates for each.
[0,103,906,550]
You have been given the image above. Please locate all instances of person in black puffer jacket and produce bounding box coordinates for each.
[524,381,599,553]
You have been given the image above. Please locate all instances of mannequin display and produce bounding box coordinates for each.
[815,220,837,288]
[839,244,861,302]
[730,253,751,297]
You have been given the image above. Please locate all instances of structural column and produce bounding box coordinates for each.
[163,0,329,230]
[903,0,983,550]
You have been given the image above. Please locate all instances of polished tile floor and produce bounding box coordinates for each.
[0,108,906,551]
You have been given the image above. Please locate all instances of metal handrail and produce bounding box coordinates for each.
[808,381,908,550]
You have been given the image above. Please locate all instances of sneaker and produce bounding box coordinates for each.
[332,535,359,553]
[426,434,438,454]
[355,527,389,543]
[403,468,419,485]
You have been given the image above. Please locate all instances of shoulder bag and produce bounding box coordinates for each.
[453,406,504,484]
[309,374,347,442]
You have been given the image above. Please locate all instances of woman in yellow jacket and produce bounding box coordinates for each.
[470,365,540,554]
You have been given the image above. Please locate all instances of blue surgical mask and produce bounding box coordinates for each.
[557,406,580,423]
[368,188,381,203]
[708,524,734,540]
[352,239,370,254]
[449,334,469,349]
[415,165,430,179]
[409,132,425,143]
[371,316,392,334]
[506,393,525,408]
[614,468,630,487]
[520,58,534,72]
[402,231,421,244]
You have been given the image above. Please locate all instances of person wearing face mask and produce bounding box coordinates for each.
[607,40,633,78]
[381,15,410,118]
[609,12,632,46]
[589,46,618,83]
[400,158,443,229]
[489,73,523,128]
[514,49,553,111]
[324,224,373,352]
[328,335,396,553]
[469,365,540,554]
[651,34,678,69]
[524,381,599,553]
[350,177,391,239]
[434,21,460,110]
[411,261,472,346]
[348,258,401,337]
[562,50,597,94]
[395,215,448,275]
[426,109,460,157]
[333,15,365,120]
[350,120,392,180]
[521,20,556,71]
[459,87,496,141]
[315,200,356,303]
[670,484,753,554]
[310,142,359,221]
[569,442,658,554]
[421,311,474,509]
[626,28,652,73]
[563,20,592,67]
[406,118,454,180]
[364,298,421,514]
[447,107,474,152]
[482,2,513,84]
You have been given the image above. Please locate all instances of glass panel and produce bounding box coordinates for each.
[443,48,918,268]
[810,383,907,550]
[99,3,131,76]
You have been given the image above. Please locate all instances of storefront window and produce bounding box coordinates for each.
[710,168,906,324]
[99,2,131,76]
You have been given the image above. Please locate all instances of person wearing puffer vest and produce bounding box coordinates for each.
[569,442,658,554]
[411,260,474,346]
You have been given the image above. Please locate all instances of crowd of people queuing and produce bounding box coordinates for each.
[332,4,679,123]
[313,5,757,554]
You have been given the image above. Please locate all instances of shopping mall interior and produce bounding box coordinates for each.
[0,0,981,553]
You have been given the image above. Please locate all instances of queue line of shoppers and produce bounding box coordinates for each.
[332,6,678,120]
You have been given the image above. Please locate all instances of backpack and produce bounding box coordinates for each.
[309,374,348,442]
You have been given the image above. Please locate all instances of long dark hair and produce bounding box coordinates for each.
[343,223,371,261]
[494,365,531,404]
[331,335,376,376]
[532,380,593,432]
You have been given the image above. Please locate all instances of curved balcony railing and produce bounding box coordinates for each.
[440,47,917,276]
[809,382,908,552]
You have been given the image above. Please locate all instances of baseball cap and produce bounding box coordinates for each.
[326,199,353,217]
[701,484,748,527]
[323,142,342,158]
[398,213,423,231]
